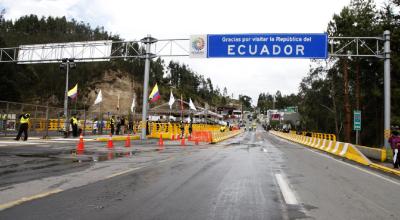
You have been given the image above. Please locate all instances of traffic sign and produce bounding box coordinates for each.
[190,33,328,59]
[353,110,361,131]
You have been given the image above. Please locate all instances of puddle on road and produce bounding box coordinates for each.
[72,149,139,163]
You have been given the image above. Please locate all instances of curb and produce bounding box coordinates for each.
[369,163,400,176]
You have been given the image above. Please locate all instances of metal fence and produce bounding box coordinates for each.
[0,100,142,137]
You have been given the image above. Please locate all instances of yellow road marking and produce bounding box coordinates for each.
[105,167,144,179]
[158,157,175,163]
[0,189,63,211]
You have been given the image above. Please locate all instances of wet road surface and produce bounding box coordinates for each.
[0,129,399,220]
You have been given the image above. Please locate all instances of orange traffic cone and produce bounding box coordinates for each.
[76,132,84,151]
[158,134,164,147]
[171,133,175,140]
[107,133,114,149]
[125,133,131,148]
[181,136,186,147]
[188,134,192,141]
[195,137,199,145]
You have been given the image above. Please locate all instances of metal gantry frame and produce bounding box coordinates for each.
[0,31,391,148]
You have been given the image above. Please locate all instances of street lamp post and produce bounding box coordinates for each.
[60,58,76,137]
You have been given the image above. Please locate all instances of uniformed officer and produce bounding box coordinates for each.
[70,115,78,137]
[110,116,115,135]
[15,113,30,141]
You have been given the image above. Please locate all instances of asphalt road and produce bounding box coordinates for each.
[1,129,400,220]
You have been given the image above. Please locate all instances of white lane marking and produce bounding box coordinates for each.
[305,148,400,186]
[271,135,400,186]
[106,166,144,179]
[0,189,63,211]
[275,173,299,205]
[158,157,175,163]
[0,141,43,145]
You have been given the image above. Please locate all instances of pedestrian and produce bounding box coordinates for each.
[93,119,98,135]
[110,116,115,135]
[146,118,150,135]
[120,116,126,135]
[189,122,193,137]
[388,130,400,168]
[70,114,78,137]
[77,117,82,135]
[116,116,121,135]
[15,113,30,141]
[180,121,185,138]
[128,117,133,134]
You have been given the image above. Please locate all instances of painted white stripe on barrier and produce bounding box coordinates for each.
[332,142,340,153]
[314,139,321,148]
[308,137,312,145]
[275,173,299,205]
[326,140,333,151]
[339,143,349,156]
[310,138,316,146]
[320,139,326,149]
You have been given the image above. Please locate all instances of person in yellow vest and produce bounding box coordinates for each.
[70,115,78,137]
[110,116,115,135]
[15,113,30,141]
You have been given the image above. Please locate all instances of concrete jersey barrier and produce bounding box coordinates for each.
[270,131,371,166]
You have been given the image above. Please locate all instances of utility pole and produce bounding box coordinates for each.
[140,35,157,140]
[60,58,76,138]
[383,30,391,155]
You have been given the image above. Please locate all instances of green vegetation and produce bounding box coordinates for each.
[0,14,232,108]
[257,0,400,146]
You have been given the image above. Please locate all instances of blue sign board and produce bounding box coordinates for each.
[206,33,328,59]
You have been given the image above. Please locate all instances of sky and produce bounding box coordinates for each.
[0,0,387,105]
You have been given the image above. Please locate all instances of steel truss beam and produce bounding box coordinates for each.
[328,36,384,58]
[0,39,190,63]
[0,35,386,63]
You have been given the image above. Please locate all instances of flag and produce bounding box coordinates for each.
[149,84,160,103]
[130,96,136,112]
[67,84,78,99]
[168,92,175,109]
[94,90,102,105]
[189,98,197,111]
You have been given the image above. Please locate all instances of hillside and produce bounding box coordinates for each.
[0,14,234,112]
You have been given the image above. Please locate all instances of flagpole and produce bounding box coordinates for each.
[99,102,103,135]
[74,96,77,113]
[180,94,183,122]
